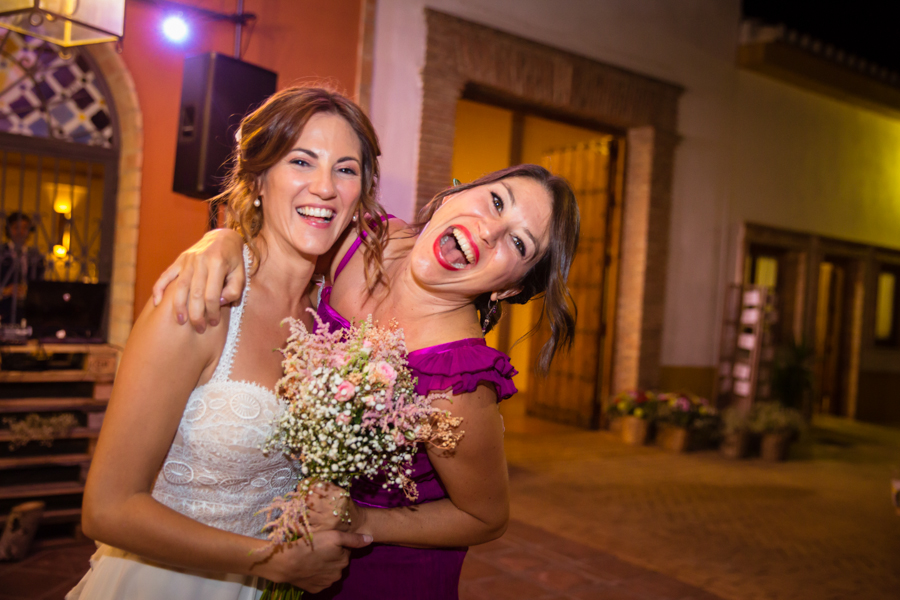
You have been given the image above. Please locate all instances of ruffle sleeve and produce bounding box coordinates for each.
[407,338,518,401]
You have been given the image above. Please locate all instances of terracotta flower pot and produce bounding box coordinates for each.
[607,416,623,434]
[720,430,751,459]
[656,424,691,452]
[621,416,650,446]
[760,431,791,461]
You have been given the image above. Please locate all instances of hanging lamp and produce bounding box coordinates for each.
[0,0,125,47]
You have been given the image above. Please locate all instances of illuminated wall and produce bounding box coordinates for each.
[120,0,363,319]
[732,72,900,249]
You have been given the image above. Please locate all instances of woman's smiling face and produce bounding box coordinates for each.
[411,176,553,301]
[258,112,362,260]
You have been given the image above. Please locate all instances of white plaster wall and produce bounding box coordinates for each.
[370,0,743,369]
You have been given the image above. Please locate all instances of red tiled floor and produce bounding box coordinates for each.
[459,520,724,600]
[0,542,94,600]
[494,549,552,572]
[568,584,644,600]
[468,574,557,600]
[459,555,503,580]
[524,566,597,591]
[0,566,74,600]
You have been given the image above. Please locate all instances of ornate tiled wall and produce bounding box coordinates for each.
[0,32,114,147]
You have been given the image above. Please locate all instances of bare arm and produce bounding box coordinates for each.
[150,229,245,331]
[343,384,509,548]
[83,288,370,591]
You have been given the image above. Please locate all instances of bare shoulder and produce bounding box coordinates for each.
[386,217,410,233]
[126,283,229,386]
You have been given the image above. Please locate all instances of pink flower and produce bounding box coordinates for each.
[335,381,356,402]
[361,340,374,354]
[361,395,376,408]
[336,413,351,425]
[330,351,350,368]
[367,361,397,386]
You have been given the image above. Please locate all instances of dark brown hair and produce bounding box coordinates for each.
[218,86,388,288]
[417,164,580,372]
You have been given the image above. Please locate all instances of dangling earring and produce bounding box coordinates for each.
[481,298,498,334]
[452,178,461,187]
[253,196,261,208]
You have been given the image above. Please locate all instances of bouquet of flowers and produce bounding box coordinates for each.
[656,392,717,429]
[256,313,463,599]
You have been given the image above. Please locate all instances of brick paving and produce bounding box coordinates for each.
[500,399,900,600]
[460,520,724,600]
[0,541,94,600]
[2,404,898,600]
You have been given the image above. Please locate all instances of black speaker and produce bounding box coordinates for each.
[172,53,277,198]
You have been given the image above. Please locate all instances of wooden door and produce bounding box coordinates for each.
[815,262,846,415]
[525,138,622,429]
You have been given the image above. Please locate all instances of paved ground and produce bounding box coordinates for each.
[499,398,900,600]
[0,541,94,600]
[2,400,898,600]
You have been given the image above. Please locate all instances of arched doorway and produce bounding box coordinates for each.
[0,30,137,343]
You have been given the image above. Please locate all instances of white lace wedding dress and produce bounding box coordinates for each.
[68,252,297,600]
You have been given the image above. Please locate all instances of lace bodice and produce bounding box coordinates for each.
[151,248,296,539]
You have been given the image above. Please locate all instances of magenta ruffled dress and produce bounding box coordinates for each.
[308,239,517,600]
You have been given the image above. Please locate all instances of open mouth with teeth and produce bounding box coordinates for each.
[434,225,479,270]
[296,206,336,224]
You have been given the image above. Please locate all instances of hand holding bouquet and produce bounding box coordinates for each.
[256,314,463,598]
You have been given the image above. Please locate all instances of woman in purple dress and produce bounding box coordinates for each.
[154,164,580,599]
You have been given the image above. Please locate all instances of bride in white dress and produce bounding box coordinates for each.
[67,87,388,599]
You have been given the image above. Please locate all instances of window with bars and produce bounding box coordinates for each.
[0,30,118,332]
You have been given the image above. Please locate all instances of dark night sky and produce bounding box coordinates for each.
[742,0,900,72]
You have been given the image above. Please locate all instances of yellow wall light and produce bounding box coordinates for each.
[53,244,68,257]
[53,196,72,215]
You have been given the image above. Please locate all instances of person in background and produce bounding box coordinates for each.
[0,212,45,326]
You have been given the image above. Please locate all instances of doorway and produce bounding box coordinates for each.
[451,99,625,428]
[814,258,859,416]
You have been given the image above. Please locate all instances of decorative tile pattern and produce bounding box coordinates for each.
[0,31,114,148]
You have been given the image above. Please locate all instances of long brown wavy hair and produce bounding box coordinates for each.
[217,86,389,288]
[416,164,580,373]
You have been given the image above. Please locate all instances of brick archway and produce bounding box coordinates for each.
[419,11,682,392]
[85,44,142,348]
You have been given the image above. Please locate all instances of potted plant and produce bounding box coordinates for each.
[748,402,805,461]
[719,407,751,459]
[655,393,718,452]
[771,342,814,422]
[607,391,658,445]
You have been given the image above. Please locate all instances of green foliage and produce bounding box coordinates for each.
[771,342,814,410]
[747,402,805,435]
[720,407,750,435]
